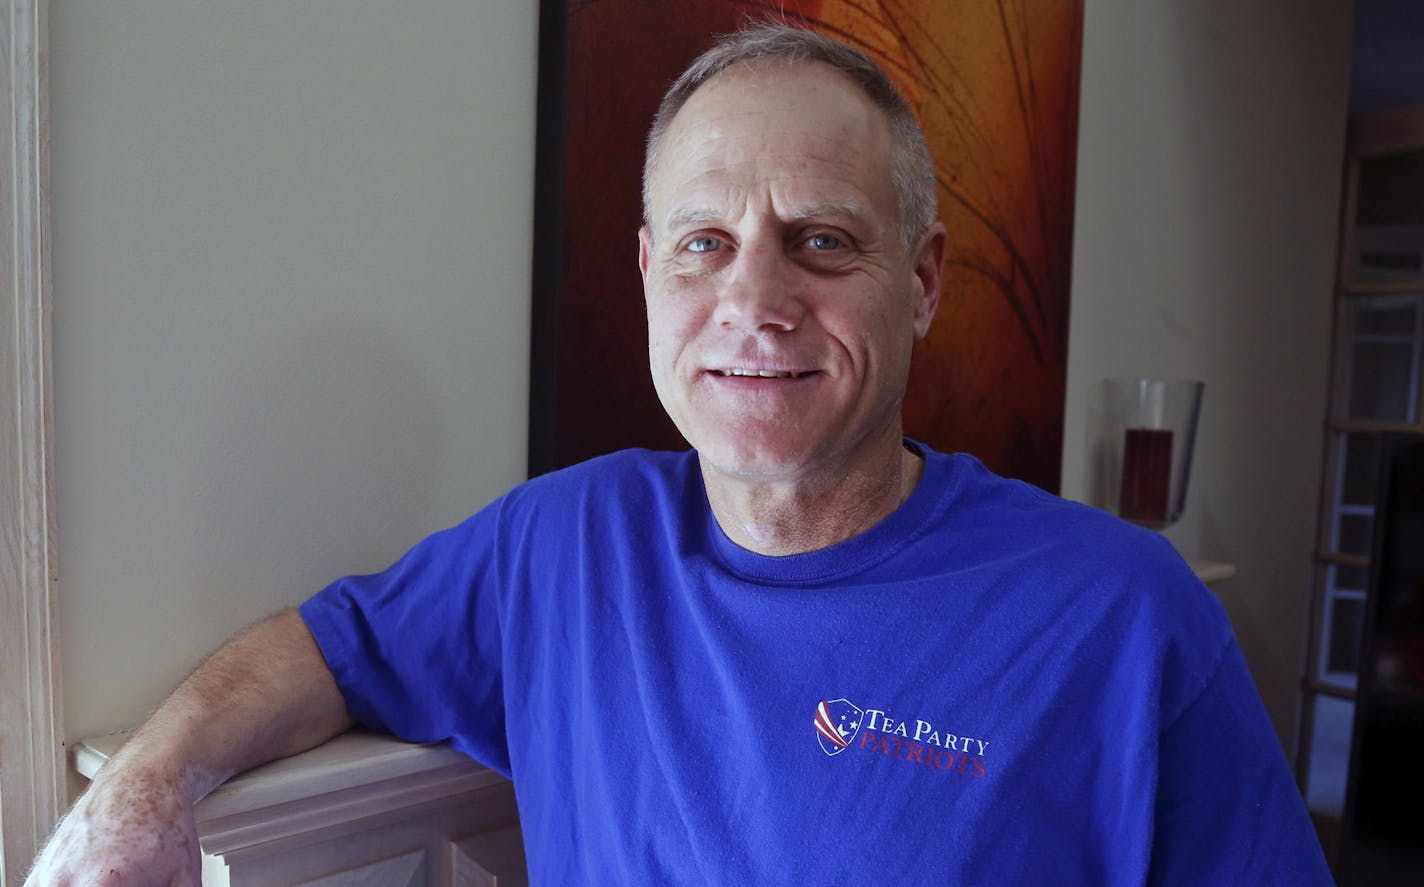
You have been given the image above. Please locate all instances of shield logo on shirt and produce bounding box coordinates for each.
[814,698,864,757]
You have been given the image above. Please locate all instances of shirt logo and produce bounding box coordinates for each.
[814,697,991,779]
[813,698,864,756]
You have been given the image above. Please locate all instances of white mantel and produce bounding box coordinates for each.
[75,731,526,886]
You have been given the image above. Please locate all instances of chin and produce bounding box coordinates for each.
[690,430,820,480]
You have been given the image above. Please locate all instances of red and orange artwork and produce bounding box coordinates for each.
[540,0,1083,493]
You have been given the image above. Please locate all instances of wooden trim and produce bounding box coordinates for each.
[1333,154,1360,294]
[1302,678,1357,703]
[1338,107,1424,293]
[0,0,63,881]
[1314,552,1370,569]
[1339,280,1424,297]
[1295,102,1423,793]
[1348,103,1424,157]
[1313,425,1344,546]
[1325,419,1424,435]
[1297,552,1331,786]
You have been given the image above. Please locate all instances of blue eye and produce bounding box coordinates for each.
[806,233,842,250]
[688,236,721,253]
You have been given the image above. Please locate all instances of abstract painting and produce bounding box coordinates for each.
[531,0,1083,493]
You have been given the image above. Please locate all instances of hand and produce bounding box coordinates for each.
[25,764,202,887]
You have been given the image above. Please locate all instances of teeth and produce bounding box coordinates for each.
[721,368,797,378]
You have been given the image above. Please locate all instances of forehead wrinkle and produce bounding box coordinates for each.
[649,74,898,241]
[786,200,870,224]
[663,206,724,233]
[653,123,876,205]
[661,198,869,236]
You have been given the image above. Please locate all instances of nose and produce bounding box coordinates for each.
[711,242,805,333]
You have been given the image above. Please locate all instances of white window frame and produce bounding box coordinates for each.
[1,0,63,882]
[1298,104,1424,793]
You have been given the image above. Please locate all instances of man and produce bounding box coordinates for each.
[30,25,1331,885]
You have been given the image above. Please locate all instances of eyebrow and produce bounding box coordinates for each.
[663,208,723,233]
[661,200,870,234]
[790,201,870,223]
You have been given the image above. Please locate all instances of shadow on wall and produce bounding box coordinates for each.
[180,312,446,600]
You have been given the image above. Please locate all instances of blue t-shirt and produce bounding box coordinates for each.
[300,445,1332,884]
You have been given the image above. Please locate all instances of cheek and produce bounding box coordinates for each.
[836,293,916,377]
[645,303,696,383]
[646,327,676,373]
[647,282,711,350]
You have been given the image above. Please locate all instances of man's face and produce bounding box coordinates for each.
[639,61,944,482]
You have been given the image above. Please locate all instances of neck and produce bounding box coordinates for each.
[702,439,924,557]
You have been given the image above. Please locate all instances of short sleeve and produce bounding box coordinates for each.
[299,502,511,775]
[1147,638,1333,885]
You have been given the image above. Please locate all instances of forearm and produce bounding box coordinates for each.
[104,608,354,801]
[27,609,354,885]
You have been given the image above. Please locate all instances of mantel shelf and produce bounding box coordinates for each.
[1189,560,1237,585]
[74,730,509,858]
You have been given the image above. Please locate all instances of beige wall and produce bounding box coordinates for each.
[1062,0,1353,749]
[51,0,1352,758]
[51,1,538,741]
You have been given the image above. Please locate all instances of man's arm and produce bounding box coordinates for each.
[25,609,354,886]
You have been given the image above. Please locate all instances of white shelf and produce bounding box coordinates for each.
[74,730,514,864]
[1189,560,1237,586]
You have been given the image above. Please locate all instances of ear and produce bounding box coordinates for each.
[910,222,947,340]
[638,226,654,284]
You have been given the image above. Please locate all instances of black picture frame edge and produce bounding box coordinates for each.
[527,0,569,479]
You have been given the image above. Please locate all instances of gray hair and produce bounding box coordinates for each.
[641,24,937,247]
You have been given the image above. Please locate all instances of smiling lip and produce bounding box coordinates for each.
[711,367,817,378]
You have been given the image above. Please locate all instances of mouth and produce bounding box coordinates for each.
[712,368,818,378]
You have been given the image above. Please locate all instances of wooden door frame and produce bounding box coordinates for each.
[1,0,63,881]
